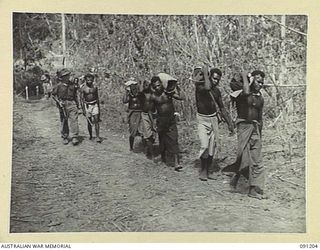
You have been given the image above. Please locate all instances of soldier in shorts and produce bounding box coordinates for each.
[41,72,53,99]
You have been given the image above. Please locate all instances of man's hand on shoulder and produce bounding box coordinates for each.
[228,122,235,135]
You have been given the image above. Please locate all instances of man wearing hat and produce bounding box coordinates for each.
[222,70,266,199]
[52,68,80,145]
[150,73,185,171]
[122,79,144,151]
[79,73,101,143]
[41,72,52,99]
[193,66,234,181]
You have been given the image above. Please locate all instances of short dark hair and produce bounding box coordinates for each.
[84,73,95,79]
[209,68,222,77]
[151,76,161,84]
[193,68,203,75]
[251,70,265,78]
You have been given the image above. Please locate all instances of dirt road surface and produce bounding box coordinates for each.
[10,99,305,233]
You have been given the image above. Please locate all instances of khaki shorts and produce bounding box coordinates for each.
[85,103,99,117]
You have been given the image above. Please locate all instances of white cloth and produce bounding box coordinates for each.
[157,73,177,89]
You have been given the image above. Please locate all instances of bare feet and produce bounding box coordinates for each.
[248,186,267,200]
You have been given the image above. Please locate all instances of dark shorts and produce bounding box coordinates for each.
[157,115,179,154]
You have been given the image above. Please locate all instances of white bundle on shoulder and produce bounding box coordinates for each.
[157,73,177,89]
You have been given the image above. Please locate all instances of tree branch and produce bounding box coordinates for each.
[261,15,307,37]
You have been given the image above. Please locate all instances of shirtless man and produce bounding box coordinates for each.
[141,80,156,160]
[80,73,102,143]
[223,70,265,199]
[123,81,144,151]
[151,74,184,171]
[194,67,234,181]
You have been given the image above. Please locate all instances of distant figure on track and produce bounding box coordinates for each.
[123,80,144,151]
[41,72,52,99]
[151,73,185,171]
[80,73,102,143]
[52,69,81,146]
[193,67,234,181]
[222,70,266,199]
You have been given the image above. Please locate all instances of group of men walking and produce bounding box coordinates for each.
[122,73,184,171]
[45,69,102,146]
[42,66,266,200]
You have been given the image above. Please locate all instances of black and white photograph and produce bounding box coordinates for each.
[10,12,307,234]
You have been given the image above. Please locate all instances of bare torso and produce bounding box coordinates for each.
[237,93,264,122]
[195,85,219,115]
[82,84,98,102]
[142,91,155,113]
[152,92,175,116]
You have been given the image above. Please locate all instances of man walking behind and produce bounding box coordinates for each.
[223,70,266,199]
[151,73,185,171]
[193,66,234,181]
[141,79,156,160]
[122,80,144,151]
[79,73,102,143]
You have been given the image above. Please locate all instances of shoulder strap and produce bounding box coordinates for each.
[208,88,220,111]
[209,88,224,123]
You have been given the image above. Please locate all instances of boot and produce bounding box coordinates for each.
[199,157,208,181]
[174,154,183,172]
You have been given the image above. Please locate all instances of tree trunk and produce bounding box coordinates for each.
[61,13,67,67]
[18,14,23,60]
[279,15,286,86]
[193,16,200,57]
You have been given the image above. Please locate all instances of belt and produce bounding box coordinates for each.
[85,100,97,105]
[128,109,142,112]
[61,99,75,102]
[236,118,260,126]
[197,112,217,118]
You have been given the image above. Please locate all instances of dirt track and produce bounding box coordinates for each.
[10,99,305,232]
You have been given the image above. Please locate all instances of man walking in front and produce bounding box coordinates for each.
[223,70,266,199]
[41,72,52,99]
[52,69,81,146]
[193,66,234,181]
